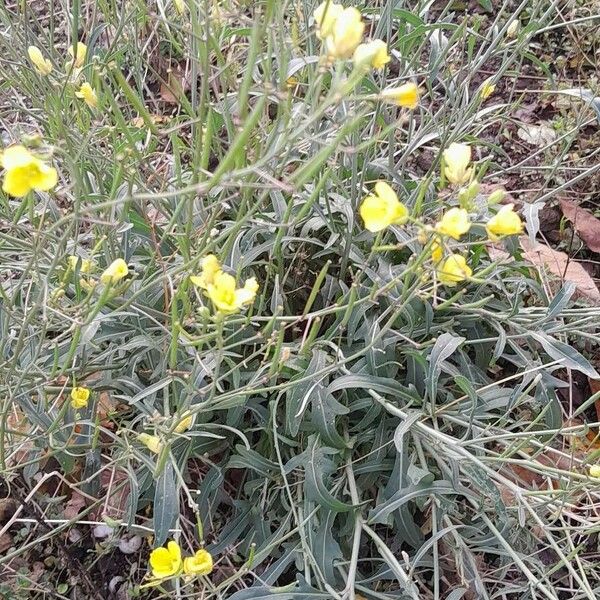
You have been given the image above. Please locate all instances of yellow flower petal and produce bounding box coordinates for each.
[70,386,90,409]
[327,7,365,59]
[1,145,58,197]
[359,182,409,232]
[435,208,471,240]
[75,82,98,109]
[27,46,52,76]
[149,541,182,579]
[486,204,523,240]
[183,549,213,575]
[380,83,419,109]
[437,254,472,287]
[313,1,344,40]
[443,143,472,185]
[67,42,87,68]
[100,258,129,284]
[353,40,390,70]
[589,465,600,479]
[480,77,496,100]
[138,433,163,455]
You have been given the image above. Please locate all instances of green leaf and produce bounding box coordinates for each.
[531,332,598,378]
[153,462,178,546]
[425,333,465,403]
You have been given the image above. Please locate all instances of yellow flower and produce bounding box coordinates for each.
[431,241,444,264]
[435,208,471,240]
[206,271,259,314]
[353,40,390,70]
[313,1,343,40]
[27,46,52,76]
[100,258,128,284]
[190,254,221,290]
[380,82,419,109]
[138,433,163,455]
[327,7,365,59]
[174,0,186,14]
[486,204,523,240]
[480,77,496,100]
[183,549,213,576]
[1,145,58,197]
[67,255,92,273]
[174,412,194,433]
[70,386,90,409]
[589,465,600,478]
[442,143,472,186]
[67,42,87,69]
[76,82,98,109]
[359,181,409,233]
[437,254,472,286]
[149,541,182,579]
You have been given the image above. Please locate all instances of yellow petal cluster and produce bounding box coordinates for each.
[174,412,194,433]
[435,208,471,240]
[486,204,523,240]
[67,255,92,273]
[138,433,163,455]
[100,258,129,284]
[313,1,344,40]
[359,181,408,232]
[353,40,390,70]
[443,143,472,186]
[480,77,496,100]
[1,145,58,197]
[149,541,182,579]
[67,42,87,69]
[380,83,420,109]
[190,254,221,290]
[326,7,365,59]
[183,549,213,575]
[76,82,98,108]
[437,254,472,287]
[27,46,52,75]
[70,386,90,409]
[191,255,258,314]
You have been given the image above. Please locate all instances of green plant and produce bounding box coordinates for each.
[1,1,599,599]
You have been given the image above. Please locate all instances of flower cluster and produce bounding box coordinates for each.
[359,142,523,286]
[149,540,213,580]
[1,145,58,198]
[28,41,98,110]
[191,255,258,314]
[312,2,419,109]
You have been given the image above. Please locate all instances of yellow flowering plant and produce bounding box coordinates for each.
[66,42,87,69]
[76,82,98,109]
[437,254,473,286]
[442,143,472,186]
[313,1,343,40]
[1,145,58,197]
[359,181,408,232]
[326,7,364,59]
[380,83,420,109]
[183,549,213,576]
[479,77,496,100]
[138,433,163,455]
[100,258,129,285]
[70,387,90,409]
[149,541,183,579]
[27,46,52,75]
[486,204,523,240]
[353,40,390,70]
[435,208,471,240]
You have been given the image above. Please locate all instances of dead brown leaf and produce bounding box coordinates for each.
[559,199,600,253]
[160,64,190,104]
[590,378,600,422]
[63,491,87,520]
[0,532,12,553]
[520,237,600,303]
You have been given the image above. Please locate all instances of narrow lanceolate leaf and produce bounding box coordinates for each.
[425,333,465,403]
[153,461,178,546]
[531,332,599,378]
